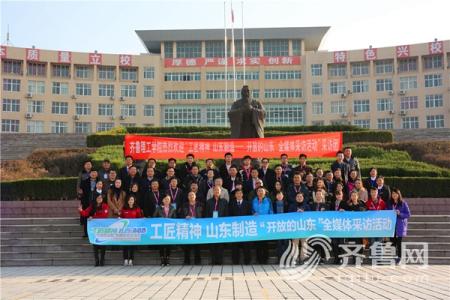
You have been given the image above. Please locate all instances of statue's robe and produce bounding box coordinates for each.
[228,98,265,138]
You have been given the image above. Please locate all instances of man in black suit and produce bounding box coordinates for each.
[223,165,242,193]
[141,180,164,217]
[122,165,143,193]
[219,152,234,179]
[119,155,138,180]
[228,189,252,264]
[205,186,228,265]
[180,191,204,265]
[258,158,276,193]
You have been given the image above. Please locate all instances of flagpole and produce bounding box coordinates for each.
[224,0,228,127]
[241,0,246,85]
[231,0,236,103]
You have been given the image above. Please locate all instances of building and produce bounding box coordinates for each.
[1,27,449,133]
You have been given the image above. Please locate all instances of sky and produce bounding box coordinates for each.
[1,0,449,54]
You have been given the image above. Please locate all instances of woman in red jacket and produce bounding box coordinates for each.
[120,195,143,266]
[78,194,109,266]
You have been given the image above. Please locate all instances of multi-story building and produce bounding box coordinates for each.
[1,27,449,133]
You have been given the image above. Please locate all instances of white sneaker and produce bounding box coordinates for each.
[124,259,129,266]
[128,259,133,266]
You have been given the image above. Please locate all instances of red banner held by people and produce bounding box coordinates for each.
[124,132,343,160]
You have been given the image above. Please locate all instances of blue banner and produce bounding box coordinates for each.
[87,211,396,245]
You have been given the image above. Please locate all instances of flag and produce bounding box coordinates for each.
[231,6,234,23]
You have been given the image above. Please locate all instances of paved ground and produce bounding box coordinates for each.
[1,265,449,300]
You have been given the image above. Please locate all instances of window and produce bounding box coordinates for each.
[423,55,443,70]
[52,64,70,78]
[353,119,370,129]
[292,40,301,56]
[425,94,443,108]
[1,119,19,132]
[424,74,442,88]
[311,64,322,76]
[400,96,418,110]
[2,60,23,75]
[426,115,444,128]
[75,103,91,115]
[351,62,369,76]
[399,76,417,90]
[206,90,241,100]
[96,122,114,132]
[2,99,20,112]
[164,42,173,58]
[3,79,21,92]
[311,120,325,126]
[353,99,370,113]
[27,62,46,76]
[52,82,69,95]
[234,40,260,57]
[164,72,201,81]
[328,64,347,77]
[99,84,114,97]
[265,104,304,125]
[176,41,202,58]
[120,67,138,81]
[402,116,419,129]
[120,85,137,97]
[51,101,68,114]
[264,89,302,98]
[398,58,417,73]
[165,90,201,100]
[98,66,116,80]
[76,83,92,96]
[311,83,322,96]
[75,65,92,79]
[144,86,154,97]
[263,40,289,56]
[376,79,393,92]
[143,105,154,117]
[205,41,228,57]
[27,120,44,133]
[98,104,113,116]
[264,70,301,80]
[206,106,228,125]
[352,80,369,93]
[120,104,136,116]
[27,100,44,113]
[74,122,92,134]
[375,60,393,74]
[51,121,68,134]
[329,82,346,95]
[312,102,323,115]
[163,106,201,125]
[206,72,259,81]
[378,118,393,129]
[27,80,45,95]
[330,101,346,114]
[143,67,155,79]
[377,98,394,111]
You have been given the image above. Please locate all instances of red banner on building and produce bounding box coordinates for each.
[124,132,342,160]
[164,56,301,68]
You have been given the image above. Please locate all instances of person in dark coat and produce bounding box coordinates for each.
[118,155,138,180]
[258,158,276,192]
[205,186,228,265]
[180,191,204,265]
[141,180,164,217]
[153,195,177,266]
[218,152,234,179]
[376,176,391,205]
[228,189,252,264]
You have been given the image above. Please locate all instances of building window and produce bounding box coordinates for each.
[98,66,116,80]
[263,39,289,56]
[206,71,259,81]
[265,104,304,125]
[27,80,45,95]
[329,82,346,95]
[2,99,20,112]
[376,79,393,92]
[2,60,23,75]
[165,90,201,100]
[51,121,68,134]
[52,64,70,78]
[377,118,393,130]
[399,76,417,90]
[353,99,370,113]
[426,115,444,128]
[99,84,114,97]
[205,41,227,57]
[353,119,370,129]
[3,79,21,92]
[51,101,68,115]
[234,40,260,57]
[74,122,92,134]
[120,67,138,81]
[330,100,346,114]
[120,85,137,97]
[398,57,417,73]
[27,120,44,133]
[75,65,92,79]
[312,102,323,115]
[1,119,19,132]
[328,64,347,77]
[163,106,201,126]
[143,86,154,97]
[164,72,201,81]
[402,116,419,129]
[311,120,325,126]
[206,106,228,125]
[425,94,443,108]
[351,62,369,76]
[75,103,91,115]
[424,74,442,88]
[377,98,394,111]
[27,100,44,113]
[120,104,136,116]
[164,42,173,58]
[176,41,202,58]
[375,60,393,74]
[98,103,113,116]
[264,70,301,80]
[264,89,302,99]
[143,105,154,117]
[292,40,301,56]
[400,96,418,110]
[352,80,369,93]
[76,83,92,96]
[423,55,443,70]
[206,90,241,100]
[311,83,322,96]
[52,82,69,95]
[311,64,322,76]
[143,67,155,79]
[27,62,46,76]
[96,122,114,132]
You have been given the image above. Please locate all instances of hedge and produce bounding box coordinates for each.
[1,176,448,200]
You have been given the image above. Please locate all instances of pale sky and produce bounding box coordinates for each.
[1,0,449,54]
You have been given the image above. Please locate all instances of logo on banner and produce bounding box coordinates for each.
[91,219,147,244]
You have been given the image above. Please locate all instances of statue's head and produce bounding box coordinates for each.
[241,85,250,99]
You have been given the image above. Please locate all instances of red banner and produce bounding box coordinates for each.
[164,56,301,68]
[124,132,343,160]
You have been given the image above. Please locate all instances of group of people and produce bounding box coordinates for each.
[77,146,410,267]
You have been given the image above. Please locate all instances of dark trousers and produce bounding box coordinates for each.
[332,238,344,262]
[276,240,289,261]
[183,245,201,264]
[255,241,268,264]
[123,246,135,260]
[232,242,251,264]
[346,238,364,264]
[390,236,403,260]
[159,246,171,258]
[210,243,224,265]
[93,245,106,265]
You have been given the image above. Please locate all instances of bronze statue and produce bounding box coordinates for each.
[228,85,265,138]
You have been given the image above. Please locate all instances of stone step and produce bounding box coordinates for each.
[406,229,450,235]
[403,236,450,243]
[408,215,450,222]
[1,231,85,239]
[1,224,83,233]
[408,222,450,229]
[1,237,88,246]
[0,217,79,226]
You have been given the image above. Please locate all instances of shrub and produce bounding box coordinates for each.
[384,177,450,197]
[1,177,77,201]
